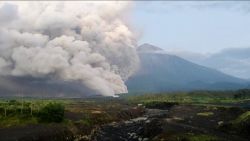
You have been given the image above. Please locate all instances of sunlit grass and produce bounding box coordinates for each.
[197,112,214,117]
[232,111,250,124]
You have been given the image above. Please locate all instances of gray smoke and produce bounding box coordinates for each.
[0,1,139,96]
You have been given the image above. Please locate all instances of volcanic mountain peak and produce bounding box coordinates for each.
[137,43,164,53]
[126,43,248,93]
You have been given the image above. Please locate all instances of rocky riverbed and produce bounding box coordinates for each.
[1,104,249,141]
[91,109,167,141]
[90,104,250,141]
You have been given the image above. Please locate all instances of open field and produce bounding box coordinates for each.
[124,89,250,107]
[0,90,249,141]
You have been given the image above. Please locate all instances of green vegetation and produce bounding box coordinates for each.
[230,111,250,135]
[0,89,249,128]
[233,89,250,99]
[184,134,219,141]
[0,90,249,140]
[0,116,37,127]
[0,99,67,127]
[37,103,64,123]
[214,110,250,138]
[125,89,250,105]
[232,111,250,124]
[78,112,114,126]
[197,112,214,117]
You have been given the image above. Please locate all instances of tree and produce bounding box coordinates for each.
[37,103,65,123]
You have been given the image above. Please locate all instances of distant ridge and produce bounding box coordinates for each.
[126,44,248,93]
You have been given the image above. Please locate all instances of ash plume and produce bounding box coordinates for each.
[0,1,139,96]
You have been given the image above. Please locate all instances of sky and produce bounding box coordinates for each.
[132,1,250,79]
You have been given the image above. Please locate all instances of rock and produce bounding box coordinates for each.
[91,116,163,141]
[218,121,224,126]
[145,109,168,118]
[138,104,143,107]
[141,118,163,137]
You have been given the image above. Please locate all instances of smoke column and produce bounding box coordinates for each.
[0,1,139,96]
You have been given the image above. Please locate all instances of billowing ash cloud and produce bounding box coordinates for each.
[0,1,139,96]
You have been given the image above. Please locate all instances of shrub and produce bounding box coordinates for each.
[234,89,250,99]
[232,111,250,133]
[37,103,64,123]
[219,111,250,136]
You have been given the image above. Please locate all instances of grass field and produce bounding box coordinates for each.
[124,89,250,106]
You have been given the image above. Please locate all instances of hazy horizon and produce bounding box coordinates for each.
[133,1,250,79]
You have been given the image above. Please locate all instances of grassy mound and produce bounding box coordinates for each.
[229,111,250,136]
[220,111,250,137]
[232,111,250,124]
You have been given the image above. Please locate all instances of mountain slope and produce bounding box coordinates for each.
[126,44,247,93]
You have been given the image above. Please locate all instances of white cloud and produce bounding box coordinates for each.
[171,47,250,79]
